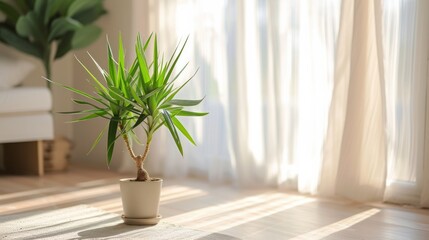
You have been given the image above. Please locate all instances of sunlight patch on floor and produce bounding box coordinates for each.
[0,184,119,215]
[0,178,118,202]
[91,198,122,213]
[289,208,381,240]
[161,185,209,203]
[165,192,315,232]
[0,187,58,201]
[75,178,118,187]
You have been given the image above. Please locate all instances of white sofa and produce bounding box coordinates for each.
[0,87,53,142]
[0,87,54,175]
[0,54,54,175]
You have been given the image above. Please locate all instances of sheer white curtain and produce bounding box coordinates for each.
[127,0,429,206]
[382,0,429,206]
[145,0,341,192]
[319,0,388,202]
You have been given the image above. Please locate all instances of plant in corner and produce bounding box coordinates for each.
[0,0,106,87]
[51,33,207,225]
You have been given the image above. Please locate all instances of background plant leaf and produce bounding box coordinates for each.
[0,2,20,24]
[67,0,102,17]
[48,17,81,41]
[0,28,42,58]
[71,25,101,49]
[16,12,44,43]
[72,5,106,24]
[0,0,105,85]
[54,32,73,59]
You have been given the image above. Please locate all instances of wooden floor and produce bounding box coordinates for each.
[0,167,428,240]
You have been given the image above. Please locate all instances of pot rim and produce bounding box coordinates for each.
[119,177,163,182]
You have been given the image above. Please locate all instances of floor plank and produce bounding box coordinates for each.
[0,166,428,239]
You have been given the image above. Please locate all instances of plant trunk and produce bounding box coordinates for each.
[43,47,52,89]
[121,128,152,182]
[135,141,151,181]
[136,164,150,181]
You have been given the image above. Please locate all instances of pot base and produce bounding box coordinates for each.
[121,214,162,225]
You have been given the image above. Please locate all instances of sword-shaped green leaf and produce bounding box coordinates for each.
[176,110,208,117]
[172,116,195,145]
[136,33,151,84]
[87,123,107,155]
[75,56,108,94]
[162,110,183,155]
[153,34,158,86]
[45,78,109,107]
[131,113,147,130]
[165,68,199,102]
[107,38,118,87]
[165,36,189,83]
[168,98,204,107]
[107,117,119,165]
[69,110,108,123]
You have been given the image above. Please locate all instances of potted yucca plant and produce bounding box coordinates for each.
[51,34,206,225]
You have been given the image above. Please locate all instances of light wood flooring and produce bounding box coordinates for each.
[0,166,428,239]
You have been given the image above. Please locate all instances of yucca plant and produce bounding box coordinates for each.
[0,0,106,87]
[51,34,206,181]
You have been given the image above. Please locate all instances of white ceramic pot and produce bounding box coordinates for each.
[119,178,163,225]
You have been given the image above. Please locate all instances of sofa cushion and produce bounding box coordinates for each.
[0,113,54,143]
[0,87,52,114]
[0,56,35,89]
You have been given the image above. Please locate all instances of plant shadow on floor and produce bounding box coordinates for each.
[77,223,152,239]
[77,222,241,240]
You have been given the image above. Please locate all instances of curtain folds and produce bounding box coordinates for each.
[381,0,429,207]
[320,0,387,202]
[125,0,429,207]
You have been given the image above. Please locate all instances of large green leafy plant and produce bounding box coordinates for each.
[52,34,206,181]
[0,0,106,87]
